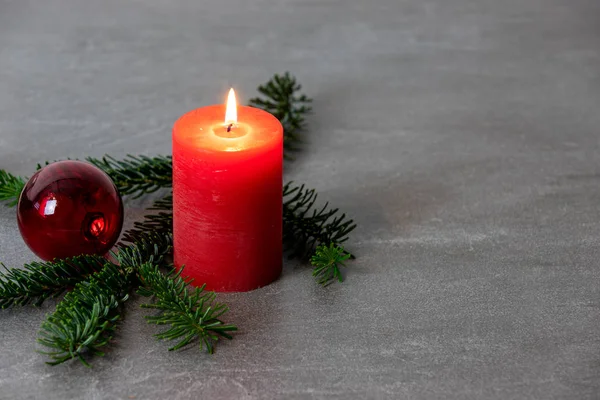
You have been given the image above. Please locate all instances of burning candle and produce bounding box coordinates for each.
[172,89,283,292]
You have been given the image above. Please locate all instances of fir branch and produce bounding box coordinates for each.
[283,182,356,259]
[115,231,174,271]
[0,255,107,308]
[37,262,132,367]
[311,243,351,286]
[249,72,312,155]
[136,264,237,353]
[120,194,173,245]
[86,154,172,198]
[0,170,25,207]
[35,233,174,367]
[119,233,236,354]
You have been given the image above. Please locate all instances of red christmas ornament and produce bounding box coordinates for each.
[17,160,124,261]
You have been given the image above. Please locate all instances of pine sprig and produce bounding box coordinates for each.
[249,72,312,154]
[136,264,237,353]
[120,194,173,245]
[36,233,174,367]
[0,255,107,308]
[115,231,174,271]
[37,262,132,367]
[86,154,173,198]
[0,170,25,206]
[311,243,351,286]
[118,232,236,353]
[283,182,356,259]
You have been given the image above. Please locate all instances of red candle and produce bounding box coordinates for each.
[172,89,283,292]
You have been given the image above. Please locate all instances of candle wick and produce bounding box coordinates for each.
[227,124,233,133]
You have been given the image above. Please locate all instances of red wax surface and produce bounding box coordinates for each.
[172,105,283,292]
[17,160,124,261]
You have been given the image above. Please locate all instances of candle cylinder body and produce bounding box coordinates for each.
[172,105,283,292]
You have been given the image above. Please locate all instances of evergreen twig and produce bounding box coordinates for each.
[37,262,131,367]
[0,170,25,206]
[36,233,174,366]
[136,264,237,353]
[120,194,173,245]
[0,255,106,308]
[86,154,173,198]
[311,243,351,286]
[115,230,174,272]
[118,231,235,353]
[283,182,356,259]
[249,72,312,155]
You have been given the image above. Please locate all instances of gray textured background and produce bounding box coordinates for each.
[1,0,599,399]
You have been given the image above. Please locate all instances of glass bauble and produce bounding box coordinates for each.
[17,160,124,261]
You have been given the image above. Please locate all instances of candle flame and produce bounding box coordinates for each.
[224,88,237,125]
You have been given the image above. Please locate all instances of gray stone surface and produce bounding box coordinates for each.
[1,0,599,398]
